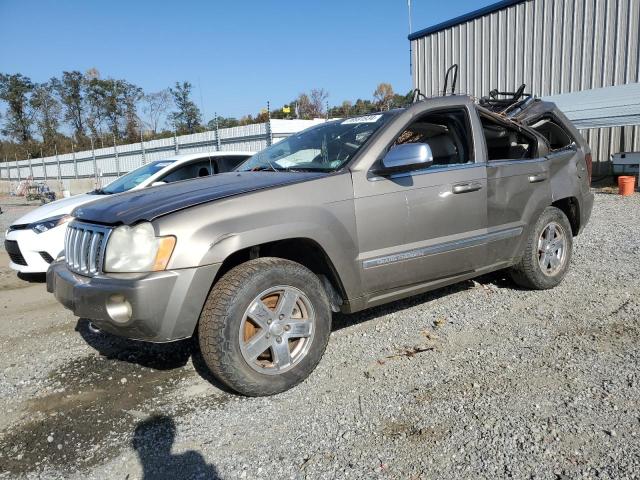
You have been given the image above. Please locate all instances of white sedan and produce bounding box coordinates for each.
[4,151,254,273]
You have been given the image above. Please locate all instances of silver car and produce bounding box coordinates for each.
[48,95,594,396]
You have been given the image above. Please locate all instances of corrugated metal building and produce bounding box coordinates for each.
[409,0,640,174]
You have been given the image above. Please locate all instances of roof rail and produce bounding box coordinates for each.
[479,84,532,115]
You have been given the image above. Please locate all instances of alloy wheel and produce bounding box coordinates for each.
[239,286,315,374]
[537,221,567,276]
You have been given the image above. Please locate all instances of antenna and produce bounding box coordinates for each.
[197,77,206,124]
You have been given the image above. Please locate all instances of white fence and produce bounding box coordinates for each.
[0,119,326,189]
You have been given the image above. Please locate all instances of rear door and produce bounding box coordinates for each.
[479,110,551,265]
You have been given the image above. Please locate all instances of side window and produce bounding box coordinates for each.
[217,155,251,172]
[160,159,213,183]
[480,115,535,161]
[392,109,473,167]
[529,117,574,151]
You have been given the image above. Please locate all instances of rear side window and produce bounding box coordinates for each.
[217,155,251,172]
[530,117,574,150]
[480,115,535,161]
[392,108,473,167]
[160,159,213,183]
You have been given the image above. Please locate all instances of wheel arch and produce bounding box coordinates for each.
[551,196,580,236]
[212,237,348,312]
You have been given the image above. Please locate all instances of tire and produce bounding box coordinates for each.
[509,206,573,290]
[198,257,332,396]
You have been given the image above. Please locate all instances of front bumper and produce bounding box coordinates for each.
[47,261,220,342]
[5,226,66,273]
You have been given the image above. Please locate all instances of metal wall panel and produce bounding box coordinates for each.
[411,0,640,171]
[0,120,322,183]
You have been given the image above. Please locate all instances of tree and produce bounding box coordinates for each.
[29,80,61,154]
[340,100,352,117]
[122,81,143,143]
[309,88,329,117]
[52,71,86,143]
[84,77,106,140]
[140,89,172,135]
[169,81,202,134]
[0,73,34,143]
[373,83,395,110]
[207,115,239,129]
[294,88,329,119]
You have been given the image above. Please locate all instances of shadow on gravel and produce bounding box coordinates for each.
[75,318,235,394]
[332,270,518,331]
[133,415,220,480]
[17,271,47,283]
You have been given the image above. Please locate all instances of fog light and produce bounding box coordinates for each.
[106,294,132,324]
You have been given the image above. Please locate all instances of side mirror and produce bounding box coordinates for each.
[151,181,166,187]
[378,143,433,174]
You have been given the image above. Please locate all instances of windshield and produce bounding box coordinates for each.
[97,160,174,194]
[238,113,395,172]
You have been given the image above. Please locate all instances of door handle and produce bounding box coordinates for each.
[452,182,482,194]
[528,173,547,183]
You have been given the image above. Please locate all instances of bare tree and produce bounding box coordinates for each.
[140,89,172,135]
[309,88,328,117]
[340,100,352,117]
[373,83,395,110]
[296,88,329,119]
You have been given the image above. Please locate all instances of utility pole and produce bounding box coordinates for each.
[91,137,98,185]
[113,133,120,176]
[266,101,273,147]
[55,144,62,191]
[41,149,47,181]
[16,153,21,182]
[72,144,78,179]
[140,123,146,165]
[214,111,221,151]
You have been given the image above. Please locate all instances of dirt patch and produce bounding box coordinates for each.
[0,351,226,476]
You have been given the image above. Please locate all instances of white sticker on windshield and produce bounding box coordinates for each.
[156,162,173,167]
[341,115,383,125]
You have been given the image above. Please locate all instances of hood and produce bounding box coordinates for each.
[11,193,97,226]
[71,171,326,225]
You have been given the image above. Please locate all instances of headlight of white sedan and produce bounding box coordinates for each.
[30,215,73,233]
[104,222,176,273]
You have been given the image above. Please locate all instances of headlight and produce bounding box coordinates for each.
[104,222,176,273]
[31,215,73,233]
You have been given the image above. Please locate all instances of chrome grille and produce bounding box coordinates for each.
[64,222,111,275]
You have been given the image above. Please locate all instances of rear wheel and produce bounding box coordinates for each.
[198,257,332,396]
[509,206,573,290]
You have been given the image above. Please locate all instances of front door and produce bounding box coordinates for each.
[352,106,488,298]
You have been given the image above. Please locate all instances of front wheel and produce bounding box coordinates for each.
[198,258,332,396]
[509,206,573,290]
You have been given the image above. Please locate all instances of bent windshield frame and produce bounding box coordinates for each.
[100,160,173,194]
[237,113,395,173]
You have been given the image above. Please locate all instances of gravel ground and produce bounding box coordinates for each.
[0,192,638,479]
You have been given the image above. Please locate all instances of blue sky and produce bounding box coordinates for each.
[0,0,494,121]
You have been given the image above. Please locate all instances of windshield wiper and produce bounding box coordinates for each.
[248,165,282,172]
[282,167,324,173]
[90,188,110,195]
